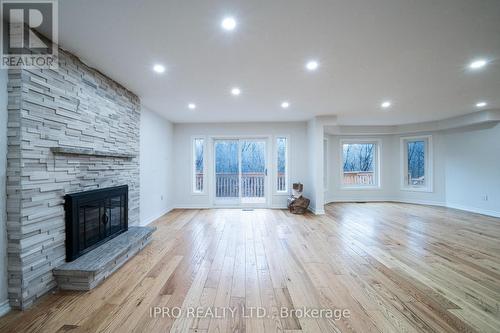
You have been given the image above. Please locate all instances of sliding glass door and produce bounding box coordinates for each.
[214,138,267,206]
[214,140,240,205]
[240,139,266,204]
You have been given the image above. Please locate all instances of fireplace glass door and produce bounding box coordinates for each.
[77,195,126,253]
[65,186,128,261]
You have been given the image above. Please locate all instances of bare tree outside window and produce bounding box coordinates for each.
[277,138,287,192]
[194,138,204,192]
[407,141,425,186]
[214,139,267,201]
[342,143,376,186]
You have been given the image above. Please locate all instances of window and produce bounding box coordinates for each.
[276,137,288,192]
[401,136,432,191]
[341,141,379,187]
[323,139,328,190]
[193,138,204,193]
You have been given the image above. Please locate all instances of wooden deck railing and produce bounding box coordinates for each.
[241,173,265,197]
[343,171,375,185]
[216,173,265,197]
[195,173,204,192]
[277,173,286,192]
[408,174,425,186]
[216,173,239,198]
[214,173,287,197]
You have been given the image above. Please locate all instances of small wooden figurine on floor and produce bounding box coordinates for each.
[287,182,310,214]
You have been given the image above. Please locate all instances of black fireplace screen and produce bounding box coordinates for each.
[64,185,128,261]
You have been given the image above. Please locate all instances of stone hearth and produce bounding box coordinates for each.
[53,226,155,291]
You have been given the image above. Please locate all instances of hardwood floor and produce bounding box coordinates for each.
[1,203,500,332]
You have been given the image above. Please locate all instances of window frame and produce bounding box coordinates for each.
[275,135,289,194]
[323,138,328,192]
[400,135,433,192]
[192,136,206,195]
[339,138,381,190]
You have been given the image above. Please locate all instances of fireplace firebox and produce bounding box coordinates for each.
[64,185,128,262]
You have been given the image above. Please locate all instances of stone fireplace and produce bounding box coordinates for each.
[6,48,141,309]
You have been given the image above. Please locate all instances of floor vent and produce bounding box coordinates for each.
[242,208,254,211]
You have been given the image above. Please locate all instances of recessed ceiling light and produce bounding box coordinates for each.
[476,101,487,108]
[469,59,487,70]
[381,101,392,109]
[221,17,237,31]
[188,103,196,110]
[153,64,165,73]
[281,101,290,109]
[231,87,241,96]
[306,60,319,71]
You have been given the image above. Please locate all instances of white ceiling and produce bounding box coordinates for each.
[57,0,500,125]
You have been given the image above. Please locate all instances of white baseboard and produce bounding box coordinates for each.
[325,198,393,204]
[0,299,11,318]
[397,199,446,207]
[307,206,325,215]
[270,205,288,209]
[140,206,173,226]
[446,203,500,218]
[174,204,211,209]
[176,204,288,210]
[142,201,499,220]
[326,197,445,206]
[325,198,499,218]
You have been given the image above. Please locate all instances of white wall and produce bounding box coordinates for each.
[140,107,174,225]
[325,125,499,217]
[326,132,446,205]
[444,123,500,216]
[306,119,325,214]
[172,119,499,217]
[327,134,399,202]
[397,132,447,205]
[0,69,9,315]
[172,122,308,208]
